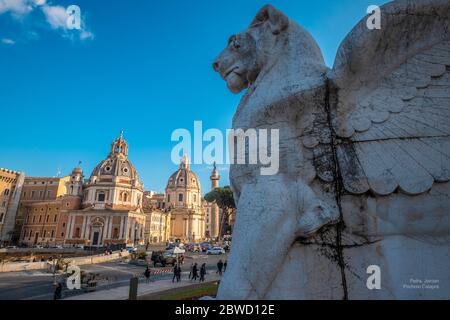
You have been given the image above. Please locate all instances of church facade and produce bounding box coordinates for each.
[20,133,146,247]
[165,156,205,242]
[64,132,146,247]
[16,134,224,247]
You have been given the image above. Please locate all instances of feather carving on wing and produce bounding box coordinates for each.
[306,0,450,196]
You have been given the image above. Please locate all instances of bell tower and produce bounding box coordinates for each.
[69,161,83,196]
[210,162,220,190]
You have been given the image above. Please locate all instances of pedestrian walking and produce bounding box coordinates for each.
[223,260,228,273]
[189,263,194,279]
[192,263,199,281]
[144,266,151,283]
[53,282,62,300]
[217,259,224,276]
[172,264,178,283]
[176,264,182,282]
[200,263,206,282]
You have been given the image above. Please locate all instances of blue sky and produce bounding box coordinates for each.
[0,0,389,193]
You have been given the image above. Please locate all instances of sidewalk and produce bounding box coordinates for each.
[65,272,221,300]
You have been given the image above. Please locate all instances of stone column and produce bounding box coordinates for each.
[68,215,75,239]
[107,216,113,239]
[84,216,90,239]
[81,216,87,239]
[123,216,129,241]
[119,216,124,239]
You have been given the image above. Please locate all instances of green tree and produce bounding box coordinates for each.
[204,186,236,238]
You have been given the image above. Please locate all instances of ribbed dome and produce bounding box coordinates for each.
[89,132,143,189]
[166,155,201,190]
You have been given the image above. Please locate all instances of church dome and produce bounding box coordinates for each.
[82,132,144,212]
[166,155,201,191]
[89,132,142,189]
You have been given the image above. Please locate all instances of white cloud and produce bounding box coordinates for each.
[41,4,67,29]
[80,30,94,40]
[0,0,33,16]
[41,4,94,41]
[0,0,94,41]
[1,38,15,45]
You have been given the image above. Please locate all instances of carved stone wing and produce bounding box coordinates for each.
[309,0,450,196]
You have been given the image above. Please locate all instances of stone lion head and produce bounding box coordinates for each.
[212,5,289,93]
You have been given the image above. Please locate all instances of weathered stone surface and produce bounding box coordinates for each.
[213,0,450,299]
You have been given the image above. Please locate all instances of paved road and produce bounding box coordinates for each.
[0,252,228,300]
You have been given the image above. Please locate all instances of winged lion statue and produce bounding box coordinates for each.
[212,0,450,299]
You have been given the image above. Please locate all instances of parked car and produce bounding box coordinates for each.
[166,243,176,250]
[200,242,212,252]
[151,251,178,267]
[126,246,138,253]
[207,247,225,255]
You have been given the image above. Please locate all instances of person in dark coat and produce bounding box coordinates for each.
[144,266,151,283]
[217,259,224,276]
[199,263,206,282]
[223,260,228,273]
[53,282,62,300]
[172,264,178,283]
[192,263,199,281]
[176,265,182,282]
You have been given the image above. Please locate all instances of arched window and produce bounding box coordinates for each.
[75,227,81,238]
[193,194,197,202]
[178,193,183,202]
[4,189,10,196]
[122,192,128,202]
[167,194,171,202]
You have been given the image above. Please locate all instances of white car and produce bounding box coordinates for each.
[207,247,225,255]
[127,246,138,253]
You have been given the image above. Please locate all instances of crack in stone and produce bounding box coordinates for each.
[325,79,349,300]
